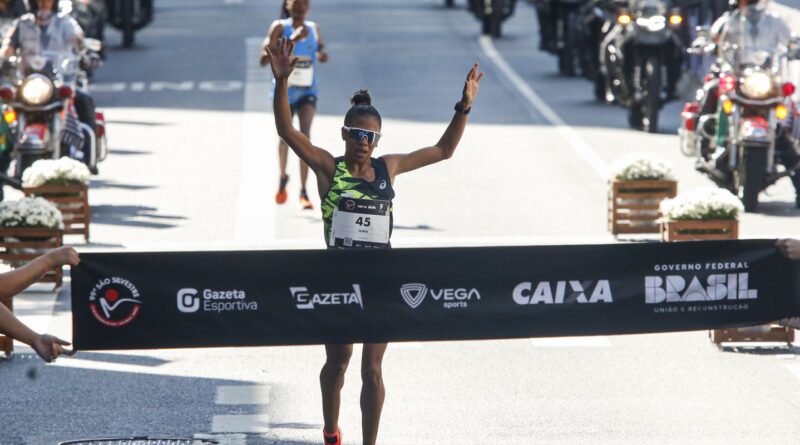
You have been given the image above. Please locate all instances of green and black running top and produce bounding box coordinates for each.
[322,156,395,249]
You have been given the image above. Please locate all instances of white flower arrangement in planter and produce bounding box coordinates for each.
[0,197,63,229]
[659,187,744,221]
[22,157,90,188]
[610,154,675,182]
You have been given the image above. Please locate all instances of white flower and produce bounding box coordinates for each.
[22,157,90,187]
[0,197,63,229]
[660,188,744,221]
[610,154,675,181]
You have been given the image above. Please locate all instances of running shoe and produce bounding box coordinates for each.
[300,189,313,210]
[323,428,341,445]
[275,175,289,204]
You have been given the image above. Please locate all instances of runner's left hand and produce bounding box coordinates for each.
[461,63,484,107]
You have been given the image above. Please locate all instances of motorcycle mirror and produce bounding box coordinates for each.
[789,35,800,60]
[84,38,103,53]
[695,26,711,38]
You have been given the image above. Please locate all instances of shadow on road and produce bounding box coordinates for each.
[91,179,157,191]
[719,344,800,355]
[67,351,172,367]
[752,201,800,217]
[106,120,172,127]
[91,204,185,229]
[0,356,274,444]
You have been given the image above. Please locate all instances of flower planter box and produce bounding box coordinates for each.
[24,184,89,242]
[0,227,63,288]
[608,180,677,235]
[709,326,795,345]
[0,298,11,356]
[659,219,792,345]
[659,219,739,242]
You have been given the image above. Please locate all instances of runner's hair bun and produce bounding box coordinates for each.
[350,90,372,106]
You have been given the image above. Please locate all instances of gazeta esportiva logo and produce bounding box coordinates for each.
[88,277,142,327]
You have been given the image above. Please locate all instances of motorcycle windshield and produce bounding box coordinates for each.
[632,0,666,17]
[21,50,79,82]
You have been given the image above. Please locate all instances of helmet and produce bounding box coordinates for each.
[27,0,57,13]
[741,0,768,17]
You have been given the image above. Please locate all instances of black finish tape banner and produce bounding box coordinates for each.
[71,239,800,350]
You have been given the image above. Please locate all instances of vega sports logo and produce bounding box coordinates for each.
[88,277,142,327]
[400,283,481,309]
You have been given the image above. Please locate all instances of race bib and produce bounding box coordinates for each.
[329,196,391,248]
[289,56,314,88]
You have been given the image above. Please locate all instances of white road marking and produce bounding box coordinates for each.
[223,0,244,4]
[478,36,611,180]
[785,363,800,380]
[211,414,270,433]
[233,38,277,243]
[91,80,244,94]
[195,434,247,445]
[529,336,613,347]
[215,385,271,405]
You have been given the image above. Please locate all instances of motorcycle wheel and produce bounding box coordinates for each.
[122,0,135,48]
[741,145,768,212]
[558,47,574,76]
[594,73,607,103]
[641,57,661,134]
[556,14,575,76]
[489,0,503,38]
[16,154,46,179]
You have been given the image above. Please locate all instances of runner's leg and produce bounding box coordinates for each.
[321,344,353,435]
[278,139,289,179]
[361,342,387,445]
[297,99,316,191]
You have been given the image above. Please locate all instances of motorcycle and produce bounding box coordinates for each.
[104,0,153,48]
[553,0,588,76]
[680,31,800,212]
[600,0,685,132]
[576,0,626,99]
[1,40,107,179]
[467,0,517,38]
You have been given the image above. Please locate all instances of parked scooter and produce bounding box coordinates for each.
[467,0,517,38]
[600,0,685,132]
[104,0,153,48]
[680,30,800,212]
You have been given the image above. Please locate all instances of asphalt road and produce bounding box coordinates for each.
[2,1,800,444]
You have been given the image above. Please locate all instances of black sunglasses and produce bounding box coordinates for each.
[343,126,381,144]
